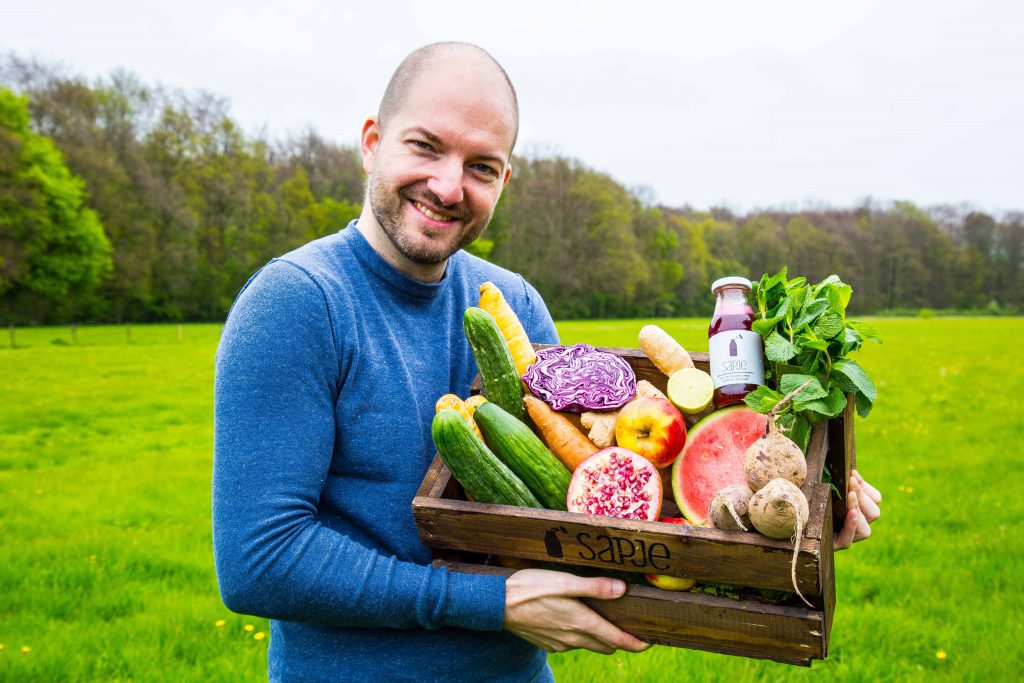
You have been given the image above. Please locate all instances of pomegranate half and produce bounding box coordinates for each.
[566,447,662,521]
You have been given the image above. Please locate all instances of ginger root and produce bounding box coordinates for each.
[580,380,667,447]
[639,324,694,375]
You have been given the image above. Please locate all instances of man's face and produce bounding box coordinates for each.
[360,60,515,276]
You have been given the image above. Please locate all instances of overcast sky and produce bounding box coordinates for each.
[4,0,1023,214]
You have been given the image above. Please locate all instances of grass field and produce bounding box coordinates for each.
[1,319,1022,681]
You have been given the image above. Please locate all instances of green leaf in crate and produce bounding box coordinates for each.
[812,311,845,339]
[779,374,827,401]
[765,330,799,361]
[832,358,878,401]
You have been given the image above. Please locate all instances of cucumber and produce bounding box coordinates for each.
[463,307,526,423]
[431,409,542,509]
[474,402,572,511]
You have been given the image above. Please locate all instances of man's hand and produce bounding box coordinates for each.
[835,469,882,550]
[504,568,651,655]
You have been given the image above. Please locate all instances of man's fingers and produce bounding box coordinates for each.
[859,488,881,523]
[834,491,859,550]
[853,470,882,504]
[558,574,629,601]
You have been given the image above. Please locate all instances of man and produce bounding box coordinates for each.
[213,42,880,682]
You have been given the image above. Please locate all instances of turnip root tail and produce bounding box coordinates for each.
[748,478,813,607]
[790,511,813,608]
[726,501,747,531]
[708,484,753,532]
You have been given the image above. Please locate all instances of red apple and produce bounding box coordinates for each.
[614,397,687,469]
[644,517,697,591]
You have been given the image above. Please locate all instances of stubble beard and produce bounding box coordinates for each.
[367,171,493,265]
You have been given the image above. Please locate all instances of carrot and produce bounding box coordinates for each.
[463,394,488,417]
[478,281,536,378]
[638,324,694,375]
[435,393,482,437]
[523,395,599,472]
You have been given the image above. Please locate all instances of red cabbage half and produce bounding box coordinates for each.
[522,344,637,412]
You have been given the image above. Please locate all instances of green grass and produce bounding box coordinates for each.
[2,319,1022,680]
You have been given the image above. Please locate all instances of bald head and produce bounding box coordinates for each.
[378,42,520,153]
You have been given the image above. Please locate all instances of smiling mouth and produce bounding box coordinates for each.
[413,200,456,223]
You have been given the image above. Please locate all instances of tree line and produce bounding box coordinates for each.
[2,57,1021,325]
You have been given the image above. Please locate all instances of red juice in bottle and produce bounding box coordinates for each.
[708,277,765,409]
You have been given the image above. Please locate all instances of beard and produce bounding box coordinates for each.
[367,171,493,265]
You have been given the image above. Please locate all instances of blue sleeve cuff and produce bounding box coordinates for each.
[441,567,507,632]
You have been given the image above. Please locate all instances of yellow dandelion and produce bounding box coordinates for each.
[936,650,947,660]
[0,643,4,651]
[254,632,265,641]
[35,489,43,495]
[215,620,226,628]
[907,487,914,493]
[21,646,30,654]
[243,624,254,633]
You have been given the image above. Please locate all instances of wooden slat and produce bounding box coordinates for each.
[827,393,857,532]
[818,490,836,657]
[435,559,824,666]
[414,459,824,595]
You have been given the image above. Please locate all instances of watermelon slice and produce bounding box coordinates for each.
[671,406,769,524]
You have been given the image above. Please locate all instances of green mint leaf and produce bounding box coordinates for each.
[855,391,874,417]
[798,334,829,351]
[824,282,853,316]
[811,274,842,298]
[787,285,808,314]
[780,374,827,401]
[794,299,830,330]
[796,387,848,419]
[752,318,776,337]
[848,320,883,343]
[812,311,845,339]
[743,385,784,413]
[764,267,787,291]
[832,358,878,401]
[765,330,799,361]
[787,414,812,453]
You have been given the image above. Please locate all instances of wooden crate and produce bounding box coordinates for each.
[413,346,856,666]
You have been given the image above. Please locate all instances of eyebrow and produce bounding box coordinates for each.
[404,126,508,167]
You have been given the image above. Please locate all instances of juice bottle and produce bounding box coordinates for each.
[708,276,765,408]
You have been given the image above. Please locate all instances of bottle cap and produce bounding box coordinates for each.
[711,276,752,293]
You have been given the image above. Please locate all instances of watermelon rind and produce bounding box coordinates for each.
[671,406,768,525]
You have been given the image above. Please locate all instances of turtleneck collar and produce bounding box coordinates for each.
[343,220,451,300]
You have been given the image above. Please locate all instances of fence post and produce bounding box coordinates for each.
[177,324,184,342]
[71,324,78,345]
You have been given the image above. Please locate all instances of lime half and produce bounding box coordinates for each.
[667,368,715,414]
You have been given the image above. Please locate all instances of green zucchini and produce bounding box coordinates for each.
[474,402,572,511]
[431,409,542,509]
[463,307,527,423]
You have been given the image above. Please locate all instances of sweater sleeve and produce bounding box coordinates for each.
[212,261,506,631]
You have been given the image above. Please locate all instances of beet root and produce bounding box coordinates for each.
[708,484,754,531]
[743,420,807,492]
[748,477,813,607]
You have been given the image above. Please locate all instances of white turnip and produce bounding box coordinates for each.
[707,483,753,531]
[748,477,813,607]
[743,419,806,492]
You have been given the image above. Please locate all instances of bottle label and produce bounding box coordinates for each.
[708,330,765,388]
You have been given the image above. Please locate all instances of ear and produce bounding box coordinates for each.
[501,163,512,190]
[360,117,381,174]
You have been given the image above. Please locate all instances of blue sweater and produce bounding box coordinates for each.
[213,223,559,682]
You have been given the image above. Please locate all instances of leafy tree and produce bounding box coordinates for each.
[0,88,111,323]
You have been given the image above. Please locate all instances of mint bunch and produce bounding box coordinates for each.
[743,268,882,452]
